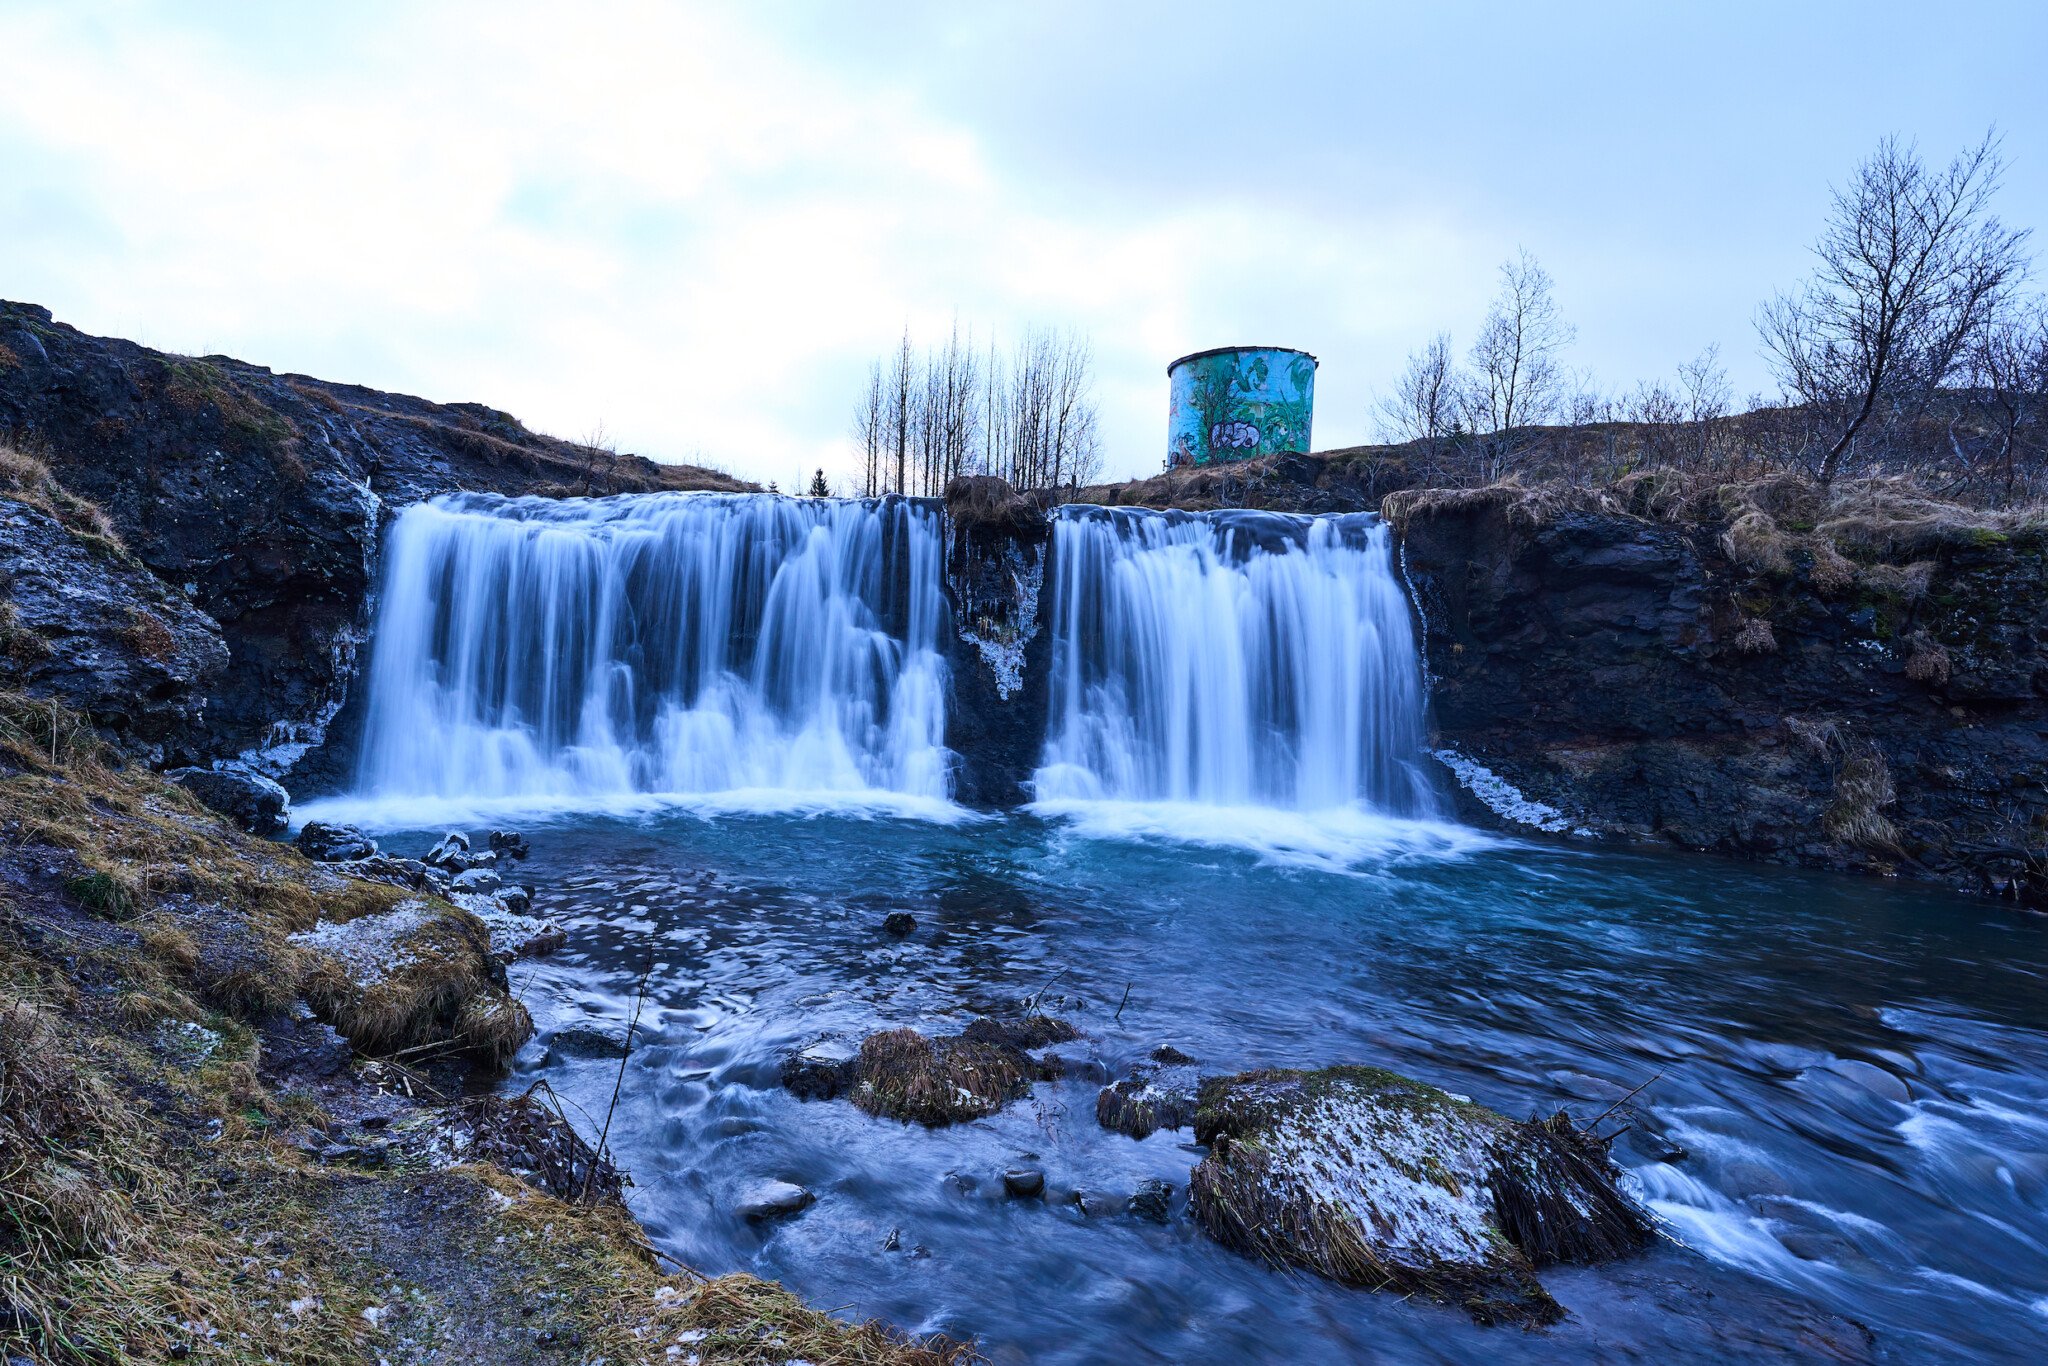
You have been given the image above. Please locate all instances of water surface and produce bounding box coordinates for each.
[402,807,2048,1363]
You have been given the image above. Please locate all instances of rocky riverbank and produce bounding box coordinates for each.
[0,692,973,1365]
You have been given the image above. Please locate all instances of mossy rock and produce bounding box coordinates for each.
[293,900,533,1068]
[1189,1066,1653,1325]
[785,1015,1076,1127]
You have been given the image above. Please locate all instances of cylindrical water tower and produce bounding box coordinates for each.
[1166,346,1318,468]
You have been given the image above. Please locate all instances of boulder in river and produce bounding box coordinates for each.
[488,829,530,860]
[781,1015,1078,1126]
[295,820,376,861]
[1189,1065,1653,1325]
[1097,1045,1204,1139]
[738,1180,815,1222]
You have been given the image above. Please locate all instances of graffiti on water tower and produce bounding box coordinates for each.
[1167,346,1318,467]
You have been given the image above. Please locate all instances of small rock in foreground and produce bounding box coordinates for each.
[1002,1168,1045,1199]
[488,829,531,860]
[882,911,917,937]
[1129,1177,1174,1223]
[167,767,289,835]
[1189,1065,1653,1325]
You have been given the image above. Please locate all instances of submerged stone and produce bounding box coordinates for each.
[882,911,918,937]
[1189,1065,1653,1326]
[1002,1168,1045,1199]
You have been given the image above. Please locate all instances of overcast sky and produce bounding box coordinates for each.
[3,1,2043,487]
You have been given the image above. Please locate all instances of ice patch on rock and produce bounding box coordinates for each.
[1431,749,1591,836]
[956,542,1042,701]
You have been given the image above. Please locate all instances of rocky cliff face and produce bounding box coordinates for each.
[0,460,229,763]
[1391,482,2048,907]
[0,301,747,781]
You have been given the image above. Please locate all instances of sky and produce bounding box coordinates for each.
[2,1,2044,488]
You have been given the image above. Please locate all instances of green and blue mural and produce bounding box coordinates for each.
[1166,346,1317,467]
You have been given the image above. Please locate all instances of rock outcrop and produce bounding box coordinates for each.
[1189,1065,1652,1325]
[0,300,748,784]
[0,453,228,762]
[1391,479,2048,905]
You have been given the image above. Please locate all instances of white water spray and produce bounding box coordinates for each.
[340,493,952,819]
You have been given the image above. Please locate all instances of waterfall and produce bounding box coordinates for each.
[1033,507,1443,829]
[341,492,952,818]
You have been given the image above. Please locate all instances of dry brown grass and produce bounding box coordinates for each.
[1389,469,2044,608]
[1825,736,1901,849]
[0,443,129,558]
[1731,617,1779,654]
[297,904,533,1066]
[1905,631,1953,685]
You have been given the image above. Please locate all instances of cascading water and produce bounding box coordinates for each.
[1032,506,1452,860]
[338,492,952,819]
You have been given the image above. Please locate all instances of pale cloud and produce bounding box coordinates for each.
[0,1,1486,484]
[6,3,2039,486]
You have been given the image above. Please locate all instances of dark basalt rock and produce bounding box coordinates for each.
[0,490,228,764]
[1128,1177,1174,1222]
[1002,1167,1046,1199]
[782,1015,1077,1127]
[1397,490,2048,906]
[166,766,289,835]
[295,820,376,861]
[1188,1065,1653,1326]
[488,829,530,860]
[882,911,917,937]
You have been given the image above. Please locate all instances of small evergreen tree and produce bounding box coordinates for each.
[809,468,829,497]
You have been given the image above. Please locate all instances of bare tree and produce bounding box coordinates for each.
[575,420,622,494]
[1758,132,2031,484]
[1465,250,1576,437]
[1965,296,2048,497]
[854,322,1099,495]
[1377,332,1460,448]
[853,362,886,497]
[888,328,914,495]
[1460,251,1575,480]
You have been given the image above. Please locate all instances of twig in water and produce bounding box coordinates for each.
[1114,981,1133,1024]
[1586,1072,1662,1136]
[583,950,656,1202]
[1023,967,1067,1017]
